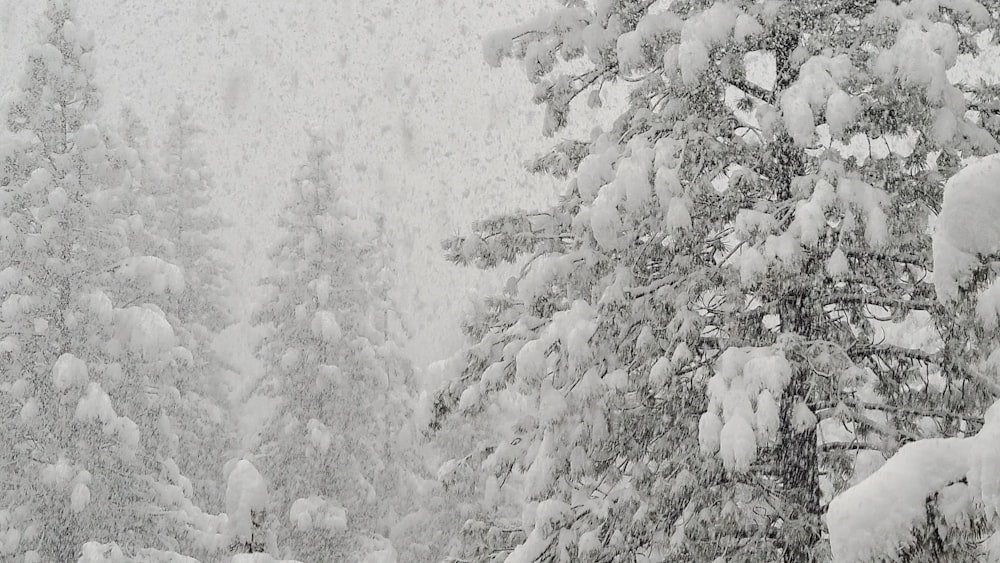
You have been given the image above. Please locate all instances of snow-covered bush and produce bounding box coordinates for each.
[224,460,273,555]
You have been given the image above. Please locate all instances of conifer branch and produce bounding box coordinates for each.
[823,292,945,314]
[841,248,928,267]
[725,75,775,104]
[820,441,885,453]
[846,344,939,364]
[815,399,983,425]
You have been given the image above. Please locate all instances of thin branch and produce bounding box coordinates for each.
[820,441,886,453]
[846,344,939,365]
[841,248,928,267]
[725,74,775,104]
[718,239,746,267]
[823,292,945,314]
[625,277,671,299]
[815,399,984,425]
[967,366,1000,398]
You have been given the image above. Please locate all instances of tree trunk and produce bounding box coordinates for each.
[777,362,823,563]
[767,19,823,560]
[775,276,823,561]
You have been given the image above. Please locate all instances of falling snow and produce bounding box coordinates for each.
[4,0,1000,562]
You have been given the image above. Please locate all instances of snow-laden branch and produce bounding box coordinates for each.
[823,292,945,314]
[845,344,939,365]
[827,400,1000,562]
[830,152,1000,561]
[814,398,983,426]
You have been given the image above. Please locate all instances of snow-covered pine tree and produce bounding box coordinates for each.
[114,99,240,544]
[157,99,233,341]
[69,460,287,562]
[367,212,411,358]
[252,129,417,562]
[150,99,237,510]
[434,1,1000,561]
[0,2,224,559]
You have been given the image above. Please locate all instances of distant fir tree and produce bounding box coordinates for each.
[252,130,420,562]
[0,2,224,559]
[152,100,238,509]
[113,98,240,518]
[157,99,233,339]
[434,1,1000,561]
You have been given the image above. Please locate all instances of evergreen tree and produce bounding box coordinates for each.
[114,97,238,531]
[434,1,1000,561]
[151,100,237,510]
[252,130,418,562]
[0,2,223,559]
[157,99,233,339]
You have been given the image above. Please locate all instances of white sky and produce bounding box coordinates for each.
[0,1,562,369]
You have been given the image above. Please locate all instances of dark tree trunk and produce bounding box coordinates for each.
[766,19,824,561]
[777,362,823,563]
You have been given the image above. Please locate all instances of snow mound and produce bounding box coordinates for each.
[310,310,342,343]
[363,543,397,563]
[289,496,347,533]
[75,382,116,423]
[648,357,671,389]
[70,482,91,512]
[719,416,757,473]
[589,190,623,251]
[78,542,206,563]
[934,154,1000,303]
[53,353,89,391]
[306,418,332,454]
[700,347,792,472]
[780,55,854,146]
[115,305,176,358]
[118,256,185,295]
[41,457,76,487]
[82,291,114,324]
[78,542,127,563]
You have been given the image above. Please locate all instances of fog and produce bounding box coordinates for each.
[0,0,557,369]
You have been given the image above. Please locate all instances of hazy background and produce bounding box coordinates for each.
[0,1,562,374]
